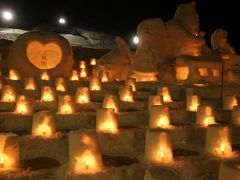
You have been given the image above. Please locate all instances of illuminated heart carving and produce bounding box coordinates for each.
[27,41,62,69]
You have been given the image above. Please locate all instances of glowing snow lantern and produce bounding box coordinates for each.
[32,111,56,137]
[176,66,189,80]
[119,85,134,102]
[58,95,75,114]
[148,95,163,112]
[9,69,20,80]
[69,129,102,174]
[69,70,79,81]
[96,108,118,134]
[158,87,172,103]
[1,85,17,102]
[223,95,238,110]
[14,95,33,114]
[219,160,240,180]
[196,105,215,127]
[205,124,232,158]
[24,77,36,90]
[0,133,20,170]
[75,87,90,104]
[99,70,109,82]
[79,61,86,69]
[232,105,240,126]
[198,68,209,77]
[90,58,96,66]
[149,105,170,129]
[145,129,173,164]
[40,86,56,102]
[125,78,137,92]
[79,68,87,78]
[89,77,101,91]
[102,94,119,113]
[186,95,200,112]
[55,78,67,92]
[40,70,50,80]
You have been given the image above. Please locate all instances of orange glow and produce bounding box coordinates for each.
[198,68,209,77]
[119,86,134,102]
[0,153,11,169]
[212,69,220,77]
[15,96,32,114]
[74,150,100,174]
[79,68,87,78]
[187,95,200,112]
[24,77,36,90]
[56,83,66,92]
[223,96,238,110]
[40,71,50,80]
[89,78,101,91]
[36,123,52,137]
[193,83,208,87]
[90,58,96,66]
[158,87,172,103]
[55,78,66,92]
[157,116,170,128]
[69,70,79,81]
[102,94,119,113]
[41,87,55,102]
[9,69,20,80]
[125,78,137,92]
[176,66,189,80]
[99,70,109,82]
[58,95,74,114]
[79,61,86,69]
[76,87,90,104]
[215,141,232,157]
[203,116,215,127]
[1,86,16,102]
[96,108,118,134]
[148,95,163,111]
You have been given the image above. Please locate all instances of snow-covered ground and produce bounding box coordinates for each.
[0,28,116,49]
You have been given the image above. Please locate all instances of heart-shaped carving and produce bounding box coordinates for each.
[27,41,62,69]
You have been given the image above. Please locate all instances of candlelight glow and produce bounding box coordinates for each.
[197,105,215,127]
[96,108,118,134]
[58,95,75,114]
[223,95,238,110]
[99,70,109,82]
[76,87,90,104]
[40,70,50,80]
[125,78,137,92]
[24,77,36,90]
[79,68,87,78]
[79,61,86,69]
[149,105,170,129]
[41,86,56,102]
[15,95,33,114]
[0,153,11,170]
[9,69,20,80]
[69,70,79,81]
[148,95,163,111]
[187,95,200,112]
[89,78,101,91]
[102,94,119,112]
[119,85,134,102]
[158,87,172,103]
[55,78,67,92]
[145,130,173,164]
[212,69,220,77]
[90,58,96,66]
[1,85,17,102]
[176,66,189,80]
[32,111,56,137]
[206,124,232,158]
[74,150,100,174]
[198,68,208,77]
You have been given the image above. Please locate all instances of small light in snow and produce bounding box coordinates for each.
[133,36,139,44]
[2,10,13,21]
[58,17,66,25]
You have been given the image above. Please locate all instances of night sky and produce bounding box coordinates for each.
[0,0,239,51]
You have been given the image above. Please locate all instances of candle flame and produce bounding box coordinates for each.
[40,71,50,80]
[90,58,96,66]
[157,116,169,128]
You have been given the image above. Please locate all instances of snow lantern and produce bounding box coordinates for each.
[186,95,200,112]
[148,95,163,112]
[158,87,172,103]
[24,77,36,90]
[223,95,238,110]
[32,111,56,137]
[102,94,119,113]
[9,69,21,80]
[149,105,170,129]
[40,86,56,102]
[55,78,67,92]
[79,68,87,78]
[1,85,17,102]
[99,70,109,82]
[69,129,102,174]
[125,78,137,92]
[90,58,96,66]
[14,95,33,114]
[96,108,118,134]
[69,70,79,81]
[119,85,134,102]
[58,95,75,114]
[79,61,86,69]
[75,87,90,104]
[89,77,101,91]
[196,105,215,127]
[40,70,50,80]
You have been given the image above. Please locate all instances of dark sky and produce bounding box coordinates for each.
[0,0,239,50]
